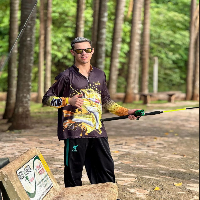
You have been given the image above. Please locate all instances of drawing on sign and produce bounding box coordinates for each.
[17,155,53,200]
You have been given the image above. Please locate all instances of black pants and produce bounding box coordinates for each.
[64,137,115,187]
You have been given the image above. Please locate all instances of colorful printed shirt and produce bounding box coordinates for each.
[42,65,129,140]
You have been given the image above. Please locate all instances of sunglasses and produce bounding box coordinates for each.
[73,48,93,54]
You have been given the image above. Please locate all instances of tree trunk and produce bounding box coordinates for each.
[9,0,36,130]
[192,34,199,100]
[3,0,19,119]
[91,0,100,66]
[126,0,134,19]
[134,0,144,96]
[192,3,199,100]
[45,0,52,92]
[124,0,143,103]
[141,0,151,94]
[76,0,86,37]
[193,4,199,39]
[95,0,108,71]
[108,0,126,100]
[186,0,196,100]
[37,0,45,103]
[153,57,158,93]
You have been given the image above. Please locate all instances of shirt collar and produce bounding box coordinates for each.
[73,64,93,72]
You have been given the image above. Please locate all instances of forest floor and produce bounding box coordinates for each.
[0,101,199,200]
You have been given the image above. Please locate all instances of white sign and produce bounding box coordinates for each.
[17,155,53,200]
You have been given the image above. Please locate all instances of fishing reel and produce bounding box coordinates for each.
[134,109,145,120]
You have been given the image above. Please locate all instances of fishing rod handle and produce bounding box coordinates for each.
[101,115,129,122]
[101,109,144,122]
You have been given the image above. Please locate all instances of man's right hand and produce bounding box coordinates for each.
[68,94,84,109]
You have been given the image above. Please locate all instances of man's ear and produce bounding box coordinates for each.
[92,48,94,55]
[70,49,75,56]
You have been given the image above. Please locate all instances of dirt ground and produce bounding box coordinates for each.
[0,101,199,200]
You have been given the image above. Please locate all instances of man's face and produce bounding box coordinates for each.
[71,42,94,65]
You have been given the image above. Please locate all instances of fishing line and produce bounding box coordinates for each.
[0,0,38,75]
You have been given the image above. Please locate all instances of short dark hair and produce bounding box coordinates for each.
[71,37,92,50]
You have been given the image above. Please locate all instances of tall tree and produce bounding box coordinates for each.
[126,0,134,19]
[76,0,86,37]
[192,4,199,101]
[108,0,126,99]
[9,0,37,130]
[3,0,19,119]
[91,0,100,66]
[192,34,199,100]
[141,0,151,94]
[186,0,196,100]
[95,0,108,71]
[37,0,45,103]
[124,0,144,103]
[134,0,144,96]
[45,0,52,92]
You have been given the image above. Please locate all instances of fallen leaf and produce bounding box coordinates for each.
[174,182,182,187]
[175,134,178,136]
[154,187,160,191]
[165,133,169,135]
[113,151,119,153]
[170,130,174,132]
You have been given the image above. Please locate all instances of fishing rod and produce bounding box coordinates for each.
[0,0,38,77]
[101,107,199,122]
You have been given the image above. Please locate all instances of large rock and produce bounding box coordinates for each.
[54,183,118,200]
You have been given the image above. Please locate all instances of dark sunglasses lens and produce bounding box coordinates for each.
[85,48,92,53]
[75,49,83,54]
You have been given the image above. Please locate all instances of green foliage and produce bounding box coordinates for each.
[0,0,193,93]
[149,0,190,92]
[0,0,9,57]
[0,71,8,91]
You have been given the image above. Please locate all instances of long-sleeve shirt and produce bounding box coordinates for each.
[42,65,129,140]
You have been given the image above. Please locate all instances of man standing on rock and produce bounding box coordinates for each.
[42,37,140,188]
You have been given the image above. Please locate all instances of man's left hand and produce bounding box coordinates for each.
[128,109,142,120]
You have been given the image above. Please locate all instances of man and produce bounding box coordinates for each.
[42,37,140,188]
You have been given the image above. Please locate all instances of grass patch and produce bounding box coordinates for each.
[30,102,57,118]
[0,101,5,113]
[0,101,57,118]
[30,102,55,112]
